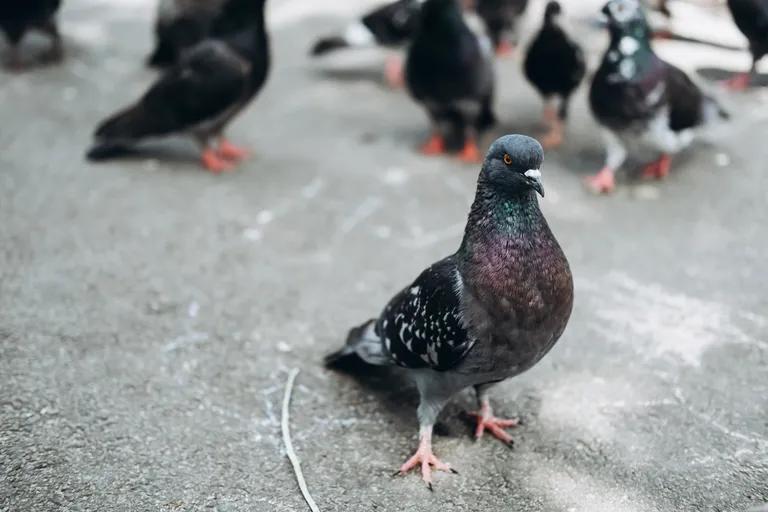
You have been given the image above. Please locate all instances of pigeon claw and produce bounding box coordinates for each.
[217,139,250,161]
[468,406,519,446]
[641,154,671,180]
[584,167,616,194]
[396,441,454,489]
[420,134,446,155]
[457,139,482,163]
[201,149,235,173]
[722,72,751,91]
[384,55,405,89]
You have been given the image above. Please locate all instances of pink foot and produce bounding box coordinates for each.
[641,154,671,180]
[496,40,514,57]
[201,149,234,173]
[457,138,482,163]
[584,166,616,194]
[420,134,445,156]
[217,139,249,161]
[722,72,750,91]
[395,435,456,490]
[468,401,519,445]
[385,55,404,89]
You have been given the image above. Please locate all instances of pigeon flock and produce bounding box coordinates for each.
[1,0,765,489]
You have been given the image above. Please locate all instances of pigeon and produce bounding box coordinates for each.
[585,0,728,193]
[475,0,528,55]
[326,135,574,487]
[724,0,768,90]
[0,0,63,69]
[310,0,423,88]
[405,0,496,162]
[146,0,227,68]
[523,1,586,149]
[87,0,270,173]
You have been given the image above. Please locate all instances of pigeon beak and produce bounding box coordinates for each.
[524,169,545,197]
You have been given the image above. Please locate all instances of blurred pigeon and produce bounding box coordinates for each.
[724,0,768,90]
[147,0,227,68]
[0,0,62,69]
[87,0,270,173]
[326,135,574,488]
[405,0,495,162]
[586,0,728,193]
[523,1,585,149]
[475,0,528,55]
[310,0,423,87]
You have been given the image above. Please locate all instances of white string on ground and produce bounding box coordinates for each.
[281,368,320,512]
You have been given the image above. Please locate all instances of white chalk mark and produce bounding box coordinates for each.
[339,197,382,235]
[281,369,321,512]
[187,301,200,318]
[163,331,209,352]
[301,178,325,199]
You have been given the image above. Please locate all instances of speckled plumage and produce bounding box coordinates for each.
[327,135,573,475]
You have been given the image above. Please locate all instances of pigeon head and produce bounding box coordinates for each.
[480,135,545,197]
[602,0,651,41]
[544,1,562,22]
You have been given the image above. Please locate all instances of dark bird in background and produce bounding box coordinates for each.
[523,1,585,149]
[475,0,528,55]
[724,0,768,90]
[87,0,270,173]
[146,0,226,68]
[405,0,495,162]
[0,0,63,69]
[326,135,573,488]
[585,0,728,193]
[310,0,422,87]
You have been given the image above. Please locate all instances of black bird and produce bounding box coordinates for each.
[586,0,728,193]
[523,1,585,149]
[326,135,573,487]
[310,0,422,87]
[475,0,528,55]
[0,0,63,69]
[87,0,270,173]
[405,0,495,162]
[146,0,227,68]
[725,0,768,90]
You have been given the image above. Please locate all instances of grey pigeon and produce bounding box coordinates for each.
[326,134,574,488]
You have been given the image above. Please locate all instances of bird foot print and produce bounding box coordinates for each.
[584,167,616,194]
[217,140,249,161]
[495,41,515,57]
[202,149,235,173]
[640,155,671,180]
[420,135,445,155]
[457,141,482,163]
[384,55,405,89]
[468,411,519,445]
[395,445,457,489]
[722,73,751,91]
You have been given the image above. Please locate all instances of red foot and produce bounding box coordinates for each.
[420,134,445,155]
[495,40,514,56]
[722,72,750,91]
[457,139,482,163]
[395,435,456,489]
[468,402,519,445]
[584,167,616,194]
[201,149,234,173]
[217,139,249,161]
[641,154,671,180]
[385,55,404,89]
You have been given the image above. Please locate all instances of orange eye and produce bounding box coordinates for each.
[503,154,512,165]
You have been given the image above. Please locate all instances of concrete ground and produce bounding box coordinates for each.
[1,0,767,511]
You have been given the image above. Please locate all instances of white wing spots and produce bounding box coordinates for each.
[619,59,637,80]
[410,286,420,296]
[618,36,640,56]
[608,50,620,63]
[645,82,665,107]
[426,343,440,366]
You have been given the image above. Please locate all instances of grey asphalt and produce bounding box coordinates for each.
[1,1,767,511]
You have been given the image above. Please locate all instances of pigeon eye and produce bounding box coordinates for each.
[503,154,512,165]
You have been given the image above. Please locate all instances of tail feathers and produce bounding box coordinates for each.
[86,139,131,161]
[87,104,152,160]
[324,319,391,369]
[310,36,350,57]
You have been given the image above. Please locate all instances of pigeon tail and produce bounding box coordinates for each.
[324,319,391,369]
[310,36,350,56]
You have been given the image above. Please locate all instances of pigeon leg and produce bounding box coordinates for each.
[384,54,404,89]
[468,394,519,446]
[723,72,751,91]
[395,426,456,489]
[457,137,482,163]
[585,167,616,193]
[217,138,250,161]
[201,147,235,173]
[540,116,564,149]
[586,129,625,193]
[420,133,446,155]
[495,40,514,57]
[641,153,671,180]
